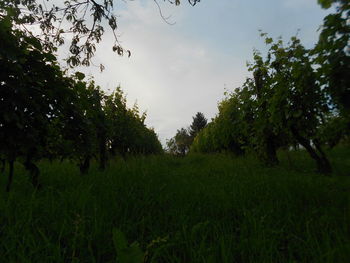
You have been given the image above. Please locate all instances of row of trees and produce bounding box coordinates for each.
[0,12,162,191]
[191,1,350,174]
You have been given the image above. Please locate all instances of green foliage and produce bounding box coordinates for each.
[314,0,350,115]
[189,112,207,139]
[105,87,163,157]
[191,122,217,153]
[167,112,207,156]
[193,33,338,173]
[318,0,334,9]
[317,0,348,9]
[0,13,69,167]
[318,114,350,148]
[166,128,192,156]
[50,77,108,172]
[191,95,247,155]
[264,36,333,173]
[206,4,350,172]
[0,11,162,189]
[112,229,144,263]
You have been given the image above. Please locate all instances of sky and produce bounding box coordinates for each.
[65,0,332,145]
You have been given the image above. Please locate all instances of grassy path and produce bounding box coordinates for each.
[0,148,350,262]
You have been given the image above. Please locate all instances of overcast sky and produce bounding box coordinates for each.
[67,0,331,145]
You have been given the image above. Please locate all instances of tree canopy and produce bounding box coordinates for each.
[0,0,201,68]
[166,112,207,156]
[191,30,349,173]
[191,1,349,174]
[314,0,350,114]
[0,7,163,191]
[189,112,207,139]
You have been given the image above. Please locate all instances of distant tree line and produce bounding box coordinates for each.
[0,13,162,191]
[166,112,207,156]
[191,0,350,174]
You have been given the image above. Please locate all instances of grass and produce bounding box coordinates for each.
[0,147,349,262]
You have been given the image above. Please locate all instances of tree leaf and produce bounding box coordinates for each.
[75,72,85,81]
[318,0,333,9]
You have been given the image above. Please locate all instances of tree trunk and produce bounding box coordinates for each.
[24,157,41,189]
[265,133,279,166]
[258,129,279,166]
[79,155,90,174]
[0,159,5,174]
[291,126,332,174]
[99,135,107,170]
[6,160,14,192]
[313,139,332,174]
[254,68,279,166]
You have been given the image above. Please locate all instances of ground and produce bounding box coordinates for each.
[0,147,349,262]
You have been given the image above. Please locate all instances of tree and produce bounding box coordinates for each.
[191,33,334,174]
[247,51,281,166]
[315,0,350,116]
[260,35,332,173]
[166,128,191,156]
[317,0,347,9]
[189,112,207,140]
[55,76,107,173]
[0,13,73,190]
[1,6,164,191]
[0,0,201,68]
[190,96,248,155]
[105,87,163,157]
[318,113,349,148]
[167,112,207,155]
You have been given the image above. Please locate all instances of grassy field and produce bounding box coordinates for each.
[0,148,349,262]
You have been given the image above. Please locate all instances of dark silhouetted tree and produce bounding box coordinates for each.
[189,112,207,140]
[0,14,72,190]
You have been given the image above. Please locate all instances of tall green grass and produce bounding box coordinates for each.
[0,148,349,262]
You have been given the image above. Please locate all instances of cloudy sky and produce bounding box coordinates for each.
[68,0,331,145]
